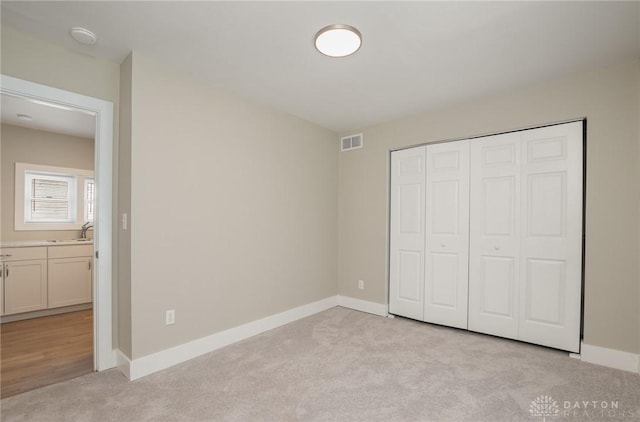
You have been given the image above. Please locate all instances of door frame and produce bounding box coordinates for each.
[1,75,115,370]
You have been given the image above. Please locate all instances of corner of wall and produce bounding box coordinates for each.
[116,348,131,380]
[116,52,133,358]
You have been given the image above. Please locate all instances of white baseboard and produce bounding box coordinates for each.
[116,349,131,379]
[337,295,388,317]
[0,303,92,323]
[124,296,338,380]
[580,342,640,374]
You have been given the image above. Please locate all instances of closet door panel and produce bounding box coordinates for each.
[469,133,521,339]
[424,141,469,329]
[519,122,583,352]
[389,146,426,320]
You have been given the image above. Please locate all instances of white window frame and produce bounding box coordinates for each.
[15,162,94,230]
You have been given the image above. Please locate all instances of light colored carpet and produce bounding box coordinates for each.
[1,307,639,421]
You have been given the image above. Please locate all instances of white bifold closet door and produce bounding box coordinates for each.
[468,132,522,339]
[424,141,470,329]
[390,121,582,353]
[389,141,470,328]
[468,121,583,352]
[389,146,427,321]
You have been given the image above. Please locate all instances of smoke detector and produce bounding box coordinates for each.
[70,27,97,45]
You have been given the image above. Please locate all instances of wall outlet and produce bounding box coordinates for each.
[165,309,175,325]
[358,279,364,290]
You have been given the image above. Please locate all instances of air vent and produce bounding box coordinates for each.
[341,133,363,151]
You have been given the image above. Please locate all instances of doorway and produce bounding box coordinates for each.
[0,75,114,396]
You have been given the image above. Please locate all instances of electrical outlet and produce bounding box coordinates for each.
[165,309,175,325]
[358,279,364,290]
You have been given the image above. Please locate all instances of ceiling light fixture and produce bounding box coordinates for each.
[17,114,33,122]
[70,27,97,45]
[314,24,362,58]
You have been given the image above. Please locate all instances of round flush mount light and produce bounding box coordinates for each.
[17,114,33,122]
[314,24,362,58]
[70,27,97,45]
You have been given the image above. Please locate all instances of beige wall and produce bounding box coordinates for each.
[4,25,637,362]
[118,54,133,358]
[1,27,119,103]
[338,61,640,355]
[0,124,94,241]
[128,53,338,359]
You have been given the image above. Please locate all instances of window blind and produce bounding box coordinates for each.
[26,173,74,222]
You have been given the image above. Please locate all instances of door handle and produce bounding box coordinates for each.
[0,254,12,257]
[440,243,446,248]
[494,245,501,251]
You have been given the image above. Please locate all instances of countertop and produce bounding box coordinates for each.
[1,239,94,248]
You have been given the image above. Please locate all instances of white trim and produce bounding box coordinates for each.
[580,342,640,374]
[1,75,115,371]
[116,349,131,380]
[337,295,388,317]
[125,296,338,380]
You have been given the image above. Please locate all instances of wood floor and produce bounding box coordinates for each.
[1,310,93,398]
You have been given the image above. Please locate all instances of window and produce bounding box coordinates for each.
[25,172,76,223]
[84,178,95,223]
[15,163,94,231]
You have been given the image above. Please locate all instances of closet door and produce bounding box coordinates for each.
[424,141,470,329]
[468,133,521,339]
[389,146,426,320]
[518,122,583,352]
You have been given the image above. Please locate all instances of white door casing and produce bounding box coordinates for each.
[1,75,115,370]
[389,146,427,320]
[424,140,470,329]
[468,132,522,340]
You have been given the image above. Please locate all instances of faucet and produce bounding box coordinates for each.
[81,221,94,239]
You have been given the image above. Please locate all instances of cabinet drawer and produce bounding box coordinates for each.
[0,247,47,261]
[48,245,93,259]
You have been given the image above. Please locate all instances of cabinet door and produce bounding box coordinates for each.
[518,122,583,352]
[1,264,4,316]
[424,140,470,329]
[468,133,521,340]
[48,257,92,308]
[4,259,48,315]
[389,146,427,320]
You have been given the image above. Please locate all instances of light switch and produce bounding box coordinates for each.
[121,213,128,231]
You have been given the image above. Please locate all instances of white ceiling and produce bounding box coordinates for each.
[1,94,96,139]
[2,2,639,133]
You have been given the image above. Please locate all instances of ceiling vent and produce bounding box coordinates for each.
[341,133,363,152]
